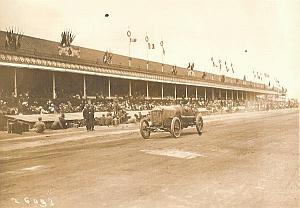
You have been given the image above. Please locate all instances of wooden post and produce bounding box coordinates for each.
[161,83,164,100]
[129,80,132,96]
[14,69,17,97]
[174,84,177,100]
[185,85,188,98]
[108,77,111,99]
[83,75,87,99]
[52,72,56,99]
[204,88,207,100]
[146,81,149,99]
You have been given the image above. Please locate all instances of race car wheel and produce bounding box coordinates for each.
[196,113,203,136]
[170,117,181,138]
[140,119,151,139]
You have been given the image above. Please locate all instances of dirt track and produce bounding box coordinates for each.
[0,109,299,208]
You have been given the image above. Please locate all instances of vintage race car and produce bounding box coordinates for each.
[139,104,203,139]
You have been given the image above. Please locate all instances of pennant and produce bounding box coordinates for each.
[187,62,191,69]
[191,62,194,70]
[148,43,155,49]
[225,61,229,72]
[130,38,137,42]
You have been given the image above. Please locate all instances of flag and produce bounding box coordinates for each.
[231,63,234,73]
[191,62,194,70]
[162,47,165,55]
[130,38,137,42]
[219,59,222,70]
[225,61,229,72]
[187,62,191,69]
[148,43,155,49]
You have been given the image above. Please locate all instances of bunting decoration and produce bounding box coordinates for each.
[103,50,113,64]
[58,30,80,58]
[5,27,23,50]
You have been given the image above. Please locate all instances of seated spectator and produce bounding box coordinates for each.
[127,115,137,124]
[34,117,46,133]
[99,114,106,126]
[51,113,68,130]
[105,113,113,126]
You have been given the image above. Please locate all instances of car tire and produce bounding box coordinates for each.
[170,117,181,138]
[140,118,151,139]
[196,113,203,136]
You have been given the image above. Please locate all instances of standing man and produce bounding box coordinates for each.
[83,104,91,131]
[89,104,95,131]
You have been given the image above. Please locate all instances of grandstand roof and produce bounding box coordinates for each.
[0,30,281,95]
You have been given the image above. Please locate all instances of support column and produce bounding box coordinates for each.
[174,84,177,100]
[242,91,244,100]
[232,90,234,99]
[218,89,221,99]
[14,69,17,97]
[195,87,198,100]
[185,85,188,98]
[146,81,149,99]
[83,75,87,99]
[129,80,132,96]
[236,90,239,100]
[52,72,56,99]
[161,83,164,100]
[108,77,111,99]
[204,88,207,100]
[225,90,228,100]
[161,64,164,72]
[212,88,215,100]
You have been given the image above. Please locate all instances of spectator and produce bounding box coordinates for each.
[34,117,46,133]
[99,114,106,126]
[51,113,68,130]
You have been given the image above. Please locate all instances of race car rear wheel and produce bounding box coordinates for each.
[196,113,203,136]
[170,117,181,138]
[140,119,151,139]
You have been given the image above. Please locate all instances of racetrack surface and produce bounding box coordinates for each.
[0,109,299,208]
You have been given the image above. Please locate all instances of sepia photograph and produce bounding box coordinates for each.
[0,0,299,207]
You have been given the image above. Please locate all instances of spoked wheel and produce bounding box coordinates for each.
[140,119,151,139]
[170,117,182,138]
[196,113,203,136]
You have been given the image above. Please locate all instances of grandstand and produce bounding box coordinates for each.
[0,30,284,102]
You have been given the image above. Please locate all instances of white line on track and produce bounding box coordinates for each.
[140,149,207,159]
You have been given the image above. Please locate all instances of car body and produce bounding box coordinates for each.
[140,104,203,139]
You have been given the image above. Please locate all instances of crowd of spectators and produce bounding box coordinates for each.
[0,92,298,117]
[0,91,298,131]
